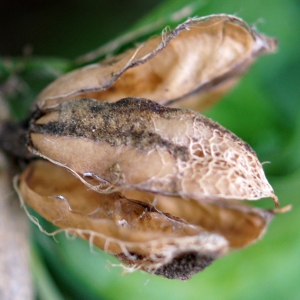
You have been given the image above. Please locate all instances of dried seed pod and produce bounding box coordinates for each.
[28,97,278,204]
[19,159,275,280]
[17,14,283,280]
[36,15,277,111]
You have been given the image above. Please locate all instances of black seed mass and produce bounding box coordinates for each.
[116,251,215,280]
[154,252,215,280]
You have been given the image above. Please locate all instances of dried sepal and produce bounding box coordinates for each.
[36,15,277,111]
[19,160,228,280]
[19,159,275,280]
[28,97,278,204]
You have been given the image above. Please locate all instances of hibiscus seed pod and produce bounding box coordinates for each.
[16,14,286,280]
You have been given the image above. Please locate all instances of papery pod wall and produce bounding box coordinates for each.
[15,14,288,280]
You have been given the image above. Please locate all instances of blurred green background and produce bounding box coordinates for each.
[1,0,299,299]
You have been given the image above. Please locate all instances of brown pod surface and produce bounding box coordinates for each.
[17,14,283,280]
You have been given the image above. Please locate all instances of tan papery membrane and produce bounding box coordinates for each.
[29,98,278,203]
[36,15,277,111]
